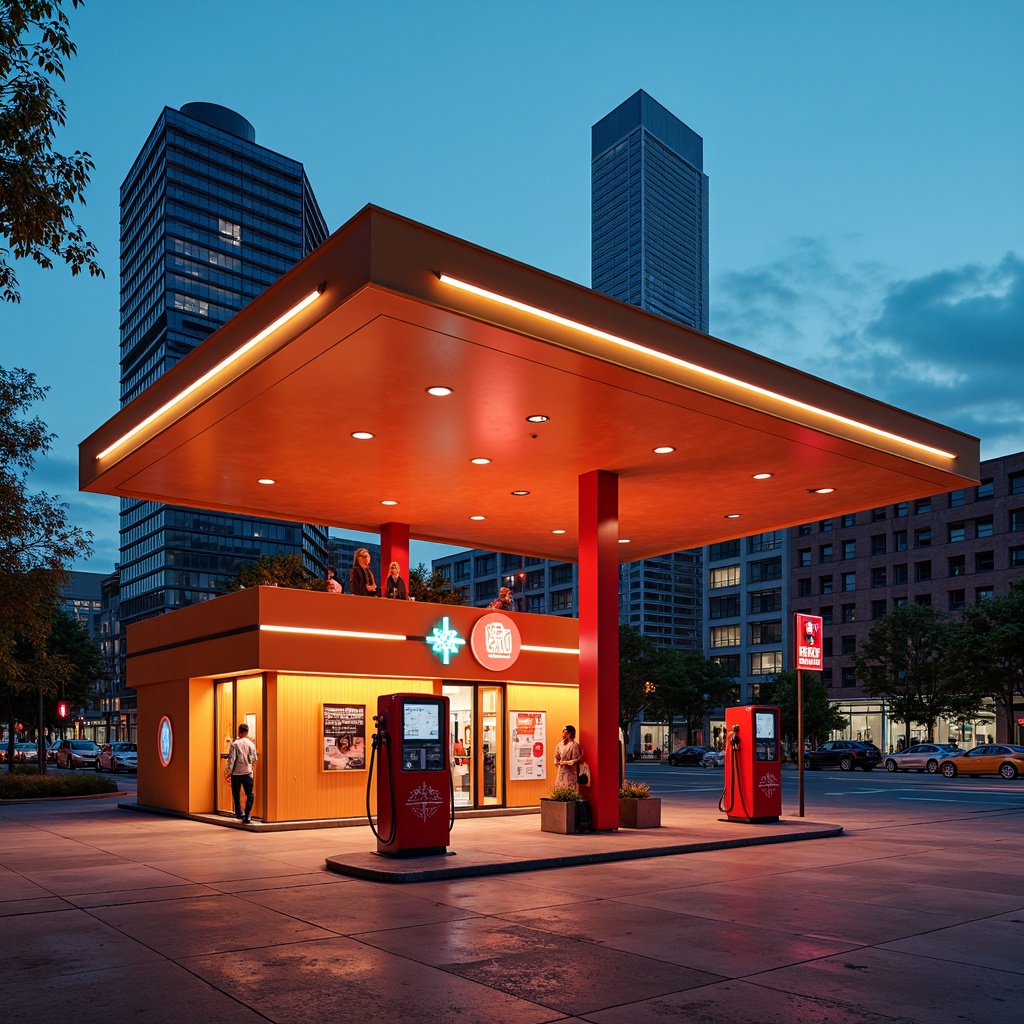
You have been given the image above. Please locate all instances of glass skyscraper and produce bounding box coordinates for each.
[592,91,706,659]
[118,103,330,629]
[592,89,709,332]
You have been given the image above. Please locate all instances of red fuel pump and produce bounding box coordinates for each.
[721,705,782,823]
[367,693,453,856]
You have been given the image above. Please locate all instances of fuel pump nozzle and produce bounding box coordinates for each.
[729,724,740,749]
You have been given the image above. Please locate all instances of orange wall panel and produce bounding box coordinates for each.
[505,683,579,807]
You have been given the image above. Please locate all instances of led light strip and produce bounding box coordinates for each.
[96,287,323,460]
[438,274,957,461]
[521,644,580,655]
[260,624,407,642]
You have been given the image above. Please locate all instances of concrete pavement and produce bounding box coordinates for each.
[1,793,1022,1022]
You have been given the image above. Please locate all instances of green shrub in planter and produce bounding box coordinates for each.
[619,779,650,799]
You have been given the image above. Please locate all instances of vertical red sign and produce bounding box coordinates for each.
[794,613,823,670]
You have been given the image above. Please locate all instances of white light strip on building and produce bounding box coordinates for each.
[96,287,323,461]
[521,644,580,655]
[438,274,957,461]
[260,624,406,642]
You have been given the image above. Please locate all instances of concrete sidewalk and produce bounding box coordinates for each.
[1,794,1022,1023]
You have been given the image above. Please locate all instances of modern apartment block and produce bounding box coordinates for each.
[704,530,793,711]
[431,551,578,616]
[117,103,330,632]
[789,449,1024,747]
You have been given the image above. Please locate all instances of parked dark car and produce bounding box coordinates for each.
[883,743,962,774]
[666,745,713,767]
[804,740,880,772]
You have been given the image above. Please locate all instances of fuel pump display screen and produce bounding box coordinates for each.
[401,701,445,771]
[403,702,440,740]
[754,711,778,762]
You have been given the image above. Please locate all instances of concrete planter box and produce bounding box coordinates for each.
[540,799,577,834]
[619,796,661,829]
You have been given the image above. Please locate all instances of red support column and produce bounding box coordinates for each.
[578,469,619,831]
[380,522,410,589]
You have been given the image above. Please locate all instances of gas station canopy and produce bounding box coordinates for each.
[80,206,978,560]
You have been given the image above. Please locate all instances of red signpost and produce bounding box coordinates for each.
[794,613,824,817]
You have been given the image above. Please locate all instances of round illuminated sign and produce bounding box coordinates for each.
[470,613,521,671]
[157,715,173,767]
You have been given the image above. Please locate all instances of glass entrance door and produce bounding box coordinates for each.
[444,683,504,808]
[214,675,264,820]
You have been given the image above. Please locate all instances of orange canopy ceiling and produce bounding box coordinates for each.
[80,206,979,563]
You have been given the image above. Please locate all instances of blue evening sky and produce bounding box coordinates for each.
[3,0,1022,573]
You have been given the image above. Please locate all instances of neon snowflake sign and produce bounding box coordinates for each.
[427,616,466,665]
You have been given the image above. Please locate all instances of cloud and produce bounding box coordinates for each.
[711,244,1024,459]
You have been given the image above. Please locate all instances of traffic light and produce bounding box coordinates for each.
[58,701,69,719]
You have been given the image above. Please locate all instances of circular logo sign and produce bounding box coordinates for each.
[157,715,173,767]
[470,613,521,671]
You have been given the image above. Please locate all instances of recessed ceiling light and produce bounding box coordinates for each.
[351,431,374,440]
[380,500,398,506]
[525,414,549,423]
[257,478,275,485]
[470,457,491,465]
[810,487,835,494]
[551,529,566,535]
[653,446,675,455]
[426,386,452,397]
[753,472,773,480]
[469,515,486,521]
[511,490,530,496]
[618,538,630,544]
[725,513,742,519]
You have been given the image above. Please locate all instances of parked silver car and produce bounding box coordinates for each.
[55,739,101,769]
[883,742,962,774]
[701,749,726,768]
[96,742,138,773]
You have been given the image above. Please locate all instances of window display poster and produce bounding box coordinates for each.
[323,703,366,771]
[509,711,546,781]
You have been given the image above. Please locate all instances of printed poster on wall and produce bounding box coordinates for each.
[509,711,546,781]
[322,703,366,771]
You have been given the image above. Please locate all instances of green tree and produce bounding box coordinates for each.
[1,366,91,767]
[947,581,1024,742]
[216,552,325,592]
[408,562,466,605]
[648,648,733,751]
[854,603,954,746]
[618,625,658,745]
[1,0,103,303]
[8,602,101,771]
[759,670,848,752]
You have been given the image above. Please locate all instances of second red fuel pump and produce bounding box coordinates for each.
[721,704,782,823]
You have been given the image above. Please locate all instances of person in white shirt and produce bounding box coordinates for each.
[226,723,258,823]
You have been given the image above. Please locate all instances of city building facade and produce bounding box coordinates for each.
[790,449,1024,749]
[117,103,330,637]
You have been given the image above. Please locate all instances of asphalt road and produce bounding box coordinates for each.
[627,758,1024,817]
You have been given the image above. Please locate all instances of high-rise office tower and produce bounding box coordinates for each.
[118,103,330,630]
[592,91,706,656]
[592,89,709,332]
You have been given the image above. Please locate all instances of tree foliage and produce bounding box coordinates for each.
[408,562,466,605]
[216,552,325,592]
[853,603,986,745]
[758,670,848,749]
[647,648,733,749]
[946,581,1024,743]
[1,365,92,767]
[1,0,103,303]
[618,625,658,739]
